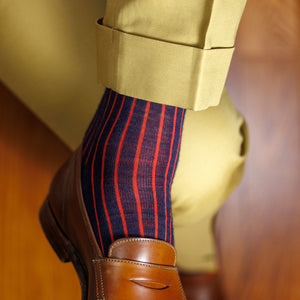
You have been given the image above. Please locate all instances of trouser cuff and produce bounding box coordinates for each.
[96,19,234,111]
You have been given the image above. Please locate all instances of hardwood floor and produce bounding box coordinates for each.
[218,0,300,299]
[0,84,78,299]
[0,0,300,299]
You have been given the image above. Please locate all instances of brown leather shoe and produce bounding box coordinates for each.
[179,272,224,300]
[39,146,186,299]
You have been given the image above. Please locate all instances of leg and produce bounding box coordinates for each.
[86,0,247,257]
[40,0,248,299]
[81,89,185,255]
[172,89,248,298]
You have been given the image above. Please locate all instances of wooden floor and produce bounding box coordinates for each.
[0,0,300,299]
[0,85,78,299]
[218,0,300,299]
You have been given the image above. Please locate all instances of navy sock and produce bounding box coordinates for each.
[81,89,185,255]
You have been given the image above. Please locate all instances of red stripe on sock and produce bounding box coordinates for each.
[91,91,118,253]
[82,92,108,155]
[84,90,112,162]
[163,107,177,241]
[170,109,185,184]
[101,94,126,243]
[83,112,99,150]
[132,101,150,237]
[114,97,137,237]
[169,109,185,242]
[82,113,101,157]
[152,105,165,238]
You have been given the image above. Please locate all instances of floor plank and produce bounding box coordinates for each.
[218,0,300,299]
[0,83,79,300]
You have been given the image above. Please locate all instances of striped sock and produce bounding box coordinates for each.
[81,89,185,255]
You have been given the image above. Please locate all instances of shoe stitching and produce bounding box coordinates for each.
[93,259,105,300]
[109,238,176,265]
[96,258,177,270]
[92,260,100,299]
[98,260,105,300]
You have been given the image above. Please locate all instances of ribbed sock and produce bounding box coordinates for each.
[81,89,185,255]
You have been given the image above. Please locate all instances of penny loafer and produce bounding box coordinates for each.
[39,146,186,299]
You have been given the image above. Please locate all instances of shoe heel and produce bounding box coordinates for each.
[39,198,71,262]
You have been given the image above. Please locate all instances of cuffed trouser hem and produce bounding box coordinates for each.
[96,20,234,111]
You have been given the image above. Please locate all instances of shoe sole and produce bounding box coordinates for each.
[39,198,89,300]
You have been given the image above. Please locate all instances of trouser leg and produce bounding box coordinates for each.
[171,89,249,271]
[96,0,247,110]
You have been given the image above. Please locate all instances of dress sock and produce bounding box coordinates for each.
[81,89,185,255]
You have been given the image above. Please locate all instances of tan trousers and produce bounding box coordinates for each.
[96,0,247,110]
[172,89,248,271]
[96,0,248,271]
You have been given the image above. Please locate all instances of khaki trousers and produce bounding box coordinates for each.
[96,0,248,271]
[97,0,247,110]
[172,89,248,271]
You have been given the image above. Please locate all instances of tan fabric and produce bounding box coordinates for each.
[172,89,248,271]
[96,21,233,110]
[0,0,106,149]
[97,0,247,110]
